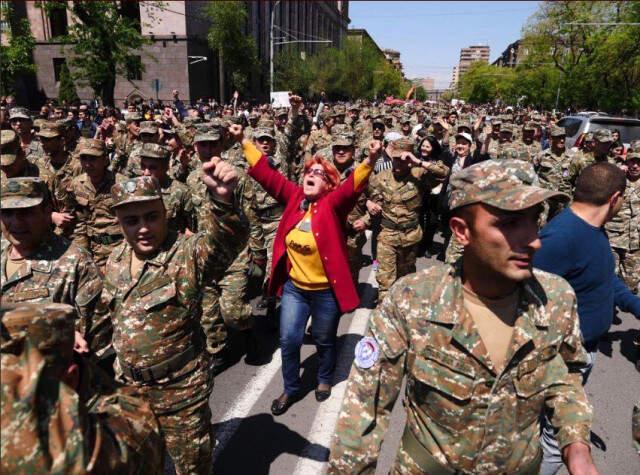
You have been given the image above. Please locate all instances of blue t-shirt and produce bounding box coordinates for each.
[533,208,640,345]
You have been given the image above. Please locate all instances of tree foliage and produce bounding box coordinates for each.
[274,37,409,100]
[57,62,79,105]
[38,1,163,106]
[458,1,640,113]
[204,1,261,94]
[0,3,36,95]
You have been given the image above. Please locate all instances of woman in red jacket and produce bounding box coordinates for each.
[229,119,380,415]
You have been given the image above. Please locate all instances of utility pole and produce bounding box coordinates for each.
[269,0,281,98]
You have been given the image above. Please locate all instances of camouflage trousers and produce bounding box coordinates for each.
[159,398,213,475]
[347,231,367,286]
[612,247,640,294]
[376,236,418,302]
[445,234,464,264]
[260,219,280,279]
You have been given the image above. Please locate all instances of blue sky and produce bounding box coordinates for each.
[348,1,540,88]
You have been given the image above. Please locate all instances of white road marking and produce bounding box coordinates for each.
[212,349,283,457]
[293,268,377,475]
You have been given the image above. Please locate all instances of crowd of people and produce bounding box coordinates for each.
[1,89,639,474]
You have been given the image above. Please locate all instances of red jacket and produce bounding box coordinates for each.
[248,155,366,313]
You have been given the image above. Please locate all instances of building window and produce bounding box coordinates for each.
[53,58,66,82]
[49,7,68,38]
[125,56,142,81]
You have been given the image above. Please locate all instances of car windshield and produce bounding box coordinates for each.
[557,117,583,137]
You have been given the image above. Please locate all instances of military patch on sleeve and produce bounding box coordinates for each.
[354,336,380,369]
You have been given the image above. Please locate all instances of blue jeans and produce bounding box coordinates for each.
[539,350,597,475]
[279,279,342,396]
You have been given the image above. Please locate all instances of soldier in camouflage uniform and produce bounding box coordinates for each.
[0,177,111,357]
[8,107,44,163]
[1,302,164,474]
[569,128,615,182]
[244,111,261,140]
[328,129,370,284]
[606,152,640,293]
[368,137,448,301]
[536,125,576,219]
[329,159,595,475]
[103,171,246,475]
[112,111,143,176]
[68,138,125,272]
[35,121,82,234]
[122,120,160,178]
[484,123,531,161]
[1,130,55,193]
[522,121,542,159]
[305,111,335,160]
[139,142,194,234]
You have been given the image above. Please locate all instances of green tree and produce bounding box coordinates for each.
[0,3,36,95]
[274,45,313,94]
[57,62,79,105]
[204,1,261,102]
[414,85,428,101]
[38,1,163,106]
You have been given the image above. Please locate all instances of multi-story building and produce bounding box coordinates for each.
[15,0,350,106]
[458,44,490,76]
[492,39,524,67]
[450,65,459,90]
[383,48,404,77]
[347,28,385,60]
[412,77,435,91]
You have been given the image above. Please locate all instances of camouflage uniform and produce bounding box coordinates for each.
[68,139,125,271]
[368,138,447,301]
[0,130,56,196]
[305,126,333,159]
[329,160,590,475]
[35,122,83,215]
[103,176,247,474]
[568,129,616,183]
[0,303,164,474]
[0,178,111,356]
[606,160,640,293]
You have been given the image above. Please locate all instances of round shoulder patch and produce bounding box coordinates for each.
[354,336,380,369]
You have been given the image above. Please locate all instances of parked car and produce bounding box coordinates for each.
[557,115,640,149]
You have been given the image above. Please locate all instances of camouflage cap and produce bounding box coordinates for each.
[550,125,566,137]
[492,118,503,126]
[139,121,159,135]
[332,105,347,116]
[399,114,412,124]
[625,152,640,161]
[0,303,75,366]
[0,177,47,209]
[1,129,20,166]
[332,131,356,147]
[500,123,514,134]
[139,143,170,161]
[274,107,288,117]
[193,123,223,143]
[125,111,143,123]
[111,176,162,209]
[457,121,472,132]
[630,139,640,153]
[372,118,385,127]
[523,122,537,131]
[593,128,614,143]
[8,107,31,121]
[388,137,414,158]
[37,121,64,138]
[348,104,360,111]
[449,159,569,211]
[248,112,261,120]
[77,138,106,157]
[33,118,46,131]
[182,116,203,128]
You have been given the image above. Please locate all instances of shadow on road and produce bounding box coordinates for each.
[212,414,328,474]
[599,328,639,367]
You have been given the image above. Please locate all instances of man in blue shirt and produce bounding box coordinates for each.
[534,162,640,474]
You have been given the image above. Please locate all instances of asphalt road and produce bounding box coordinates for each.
[167,238,640,474]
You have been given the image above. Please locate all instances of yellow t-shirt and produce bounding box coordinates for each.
[285,210,329,291]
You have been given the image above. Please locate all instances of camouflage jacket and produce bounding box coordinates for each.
[488,140,532,161]
[102,198,247,413]
[568,151,614,185]
[369,165,445,246]
[305,128,333,157]
[35,152,82,212]
[329,262,592,474]
[24,137,44,163]
[0,160,57,205]
[69,171,124,268]
[167,149,198,183]
[606,177,640,251]
[0,342,164,475]
[0,234,111,356]
[536,149,575,196]
[161,177,195,234]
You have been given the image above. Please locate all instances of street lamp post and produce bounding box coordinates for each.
[270,0,281,97]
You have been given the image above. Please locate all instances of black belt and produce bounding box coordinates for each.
[380,217,419,231]
[91,234,123,245]
[120,340,202,384]
[402,426,542,475]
